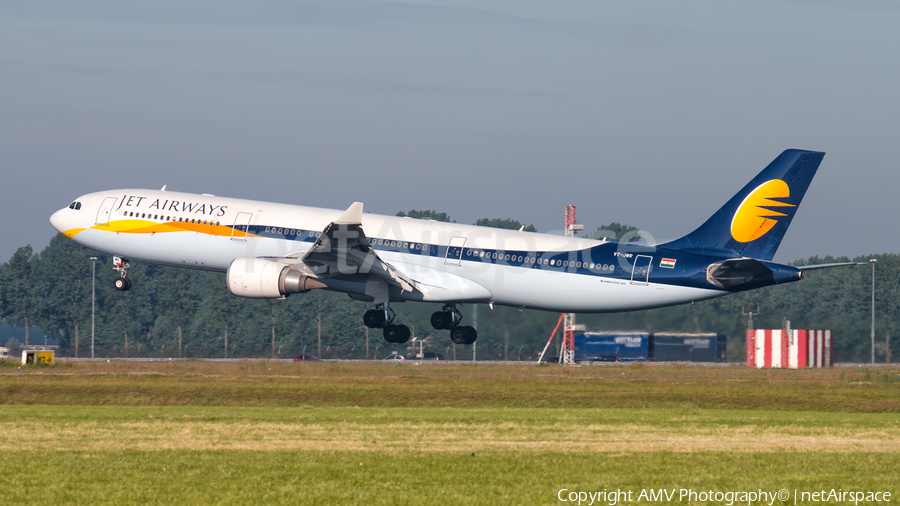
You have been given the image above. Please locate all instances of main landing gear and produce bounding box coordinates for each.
[431,304,477,345]
[362,302,477,345]
[363,302,411,344]
[112,256,132,291]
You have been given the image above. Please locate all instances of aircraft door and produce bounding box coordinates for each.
[231,212,253,241]
[631,255,652,285]
[444,237,466,266]
[95,197,118,225]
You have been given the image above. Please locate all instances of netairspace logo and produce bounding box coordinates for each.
[556,488,893,505]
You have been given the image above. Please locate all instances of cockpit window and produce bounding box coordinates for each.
[68,202,82,210]
[68,202,76,209]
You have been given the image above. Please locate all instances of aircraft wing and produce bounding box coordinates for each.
[300,202,417,293]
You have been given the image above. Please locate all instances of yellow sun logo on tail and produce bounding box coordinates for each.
[730,179,795,243]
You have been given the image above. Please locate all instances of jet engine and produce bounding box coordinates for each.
[226,258,325,298]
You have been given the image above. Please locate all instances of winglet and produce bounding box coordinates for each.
[335,202,364,225]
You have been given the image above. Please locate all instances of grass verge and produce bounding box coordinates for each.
[1,361,899,411]
[1,363,898,504]
[1,406,899,453]
[1,450,897,505]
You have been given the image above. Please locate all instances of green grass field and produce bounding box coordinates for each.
[1,361,898,505]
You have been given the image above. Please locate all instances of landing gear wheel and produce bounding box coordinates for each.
[114,277,131,291]
[450,327,467,345]
[450,326,477,345]
[462,325,477,345]
[385,325,400,343]
[363,310,385,328]
[430,311,451,330]
[383,325,410,344]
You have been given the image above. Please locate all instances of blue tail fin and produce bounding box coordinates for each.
[662,149,825,261]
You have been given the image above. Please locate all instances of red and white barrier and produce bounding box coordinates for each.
[789,330,808,369]
[807,329,833,368]
[746,329,833,368]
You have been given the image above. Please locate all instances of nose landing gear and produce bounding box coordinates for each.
[112,256,132,291]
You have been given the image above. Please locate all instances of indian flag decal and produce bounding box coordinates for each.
[660,258,676,269]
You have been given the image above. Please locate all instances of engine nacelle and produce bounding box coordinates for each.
[227,258,325,299]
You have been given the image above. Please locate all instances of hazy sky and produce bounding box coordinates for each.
[2,0,898,264]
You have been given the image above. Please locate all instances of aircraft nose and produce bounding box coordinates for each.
[49,208,66,233]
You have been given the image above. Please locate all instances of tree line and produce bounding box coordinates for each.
[1,211,895,362]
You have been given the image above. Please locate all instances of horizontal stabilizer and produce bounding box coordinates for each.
[797,262,865,272]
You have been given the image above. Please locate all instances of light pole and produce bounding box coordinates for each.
[90,256,98,360]
[870,258,876,364]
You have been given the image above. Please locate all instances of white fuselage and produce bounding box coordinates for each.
[50,189,725,313]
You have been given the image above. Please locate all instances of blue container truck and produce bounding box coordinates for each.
[573,332,649,362]
[649,333,726,362]
[573,332,727,362]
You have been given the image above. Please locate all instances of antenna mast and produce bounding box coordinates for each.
[742,306,761,330]
[561,205,584,365]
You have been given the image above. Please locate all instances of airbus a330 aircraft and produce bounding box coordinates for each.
[50,149,849,345]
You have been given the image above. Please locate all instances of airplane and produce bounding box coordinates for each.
[50,149,853,345]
